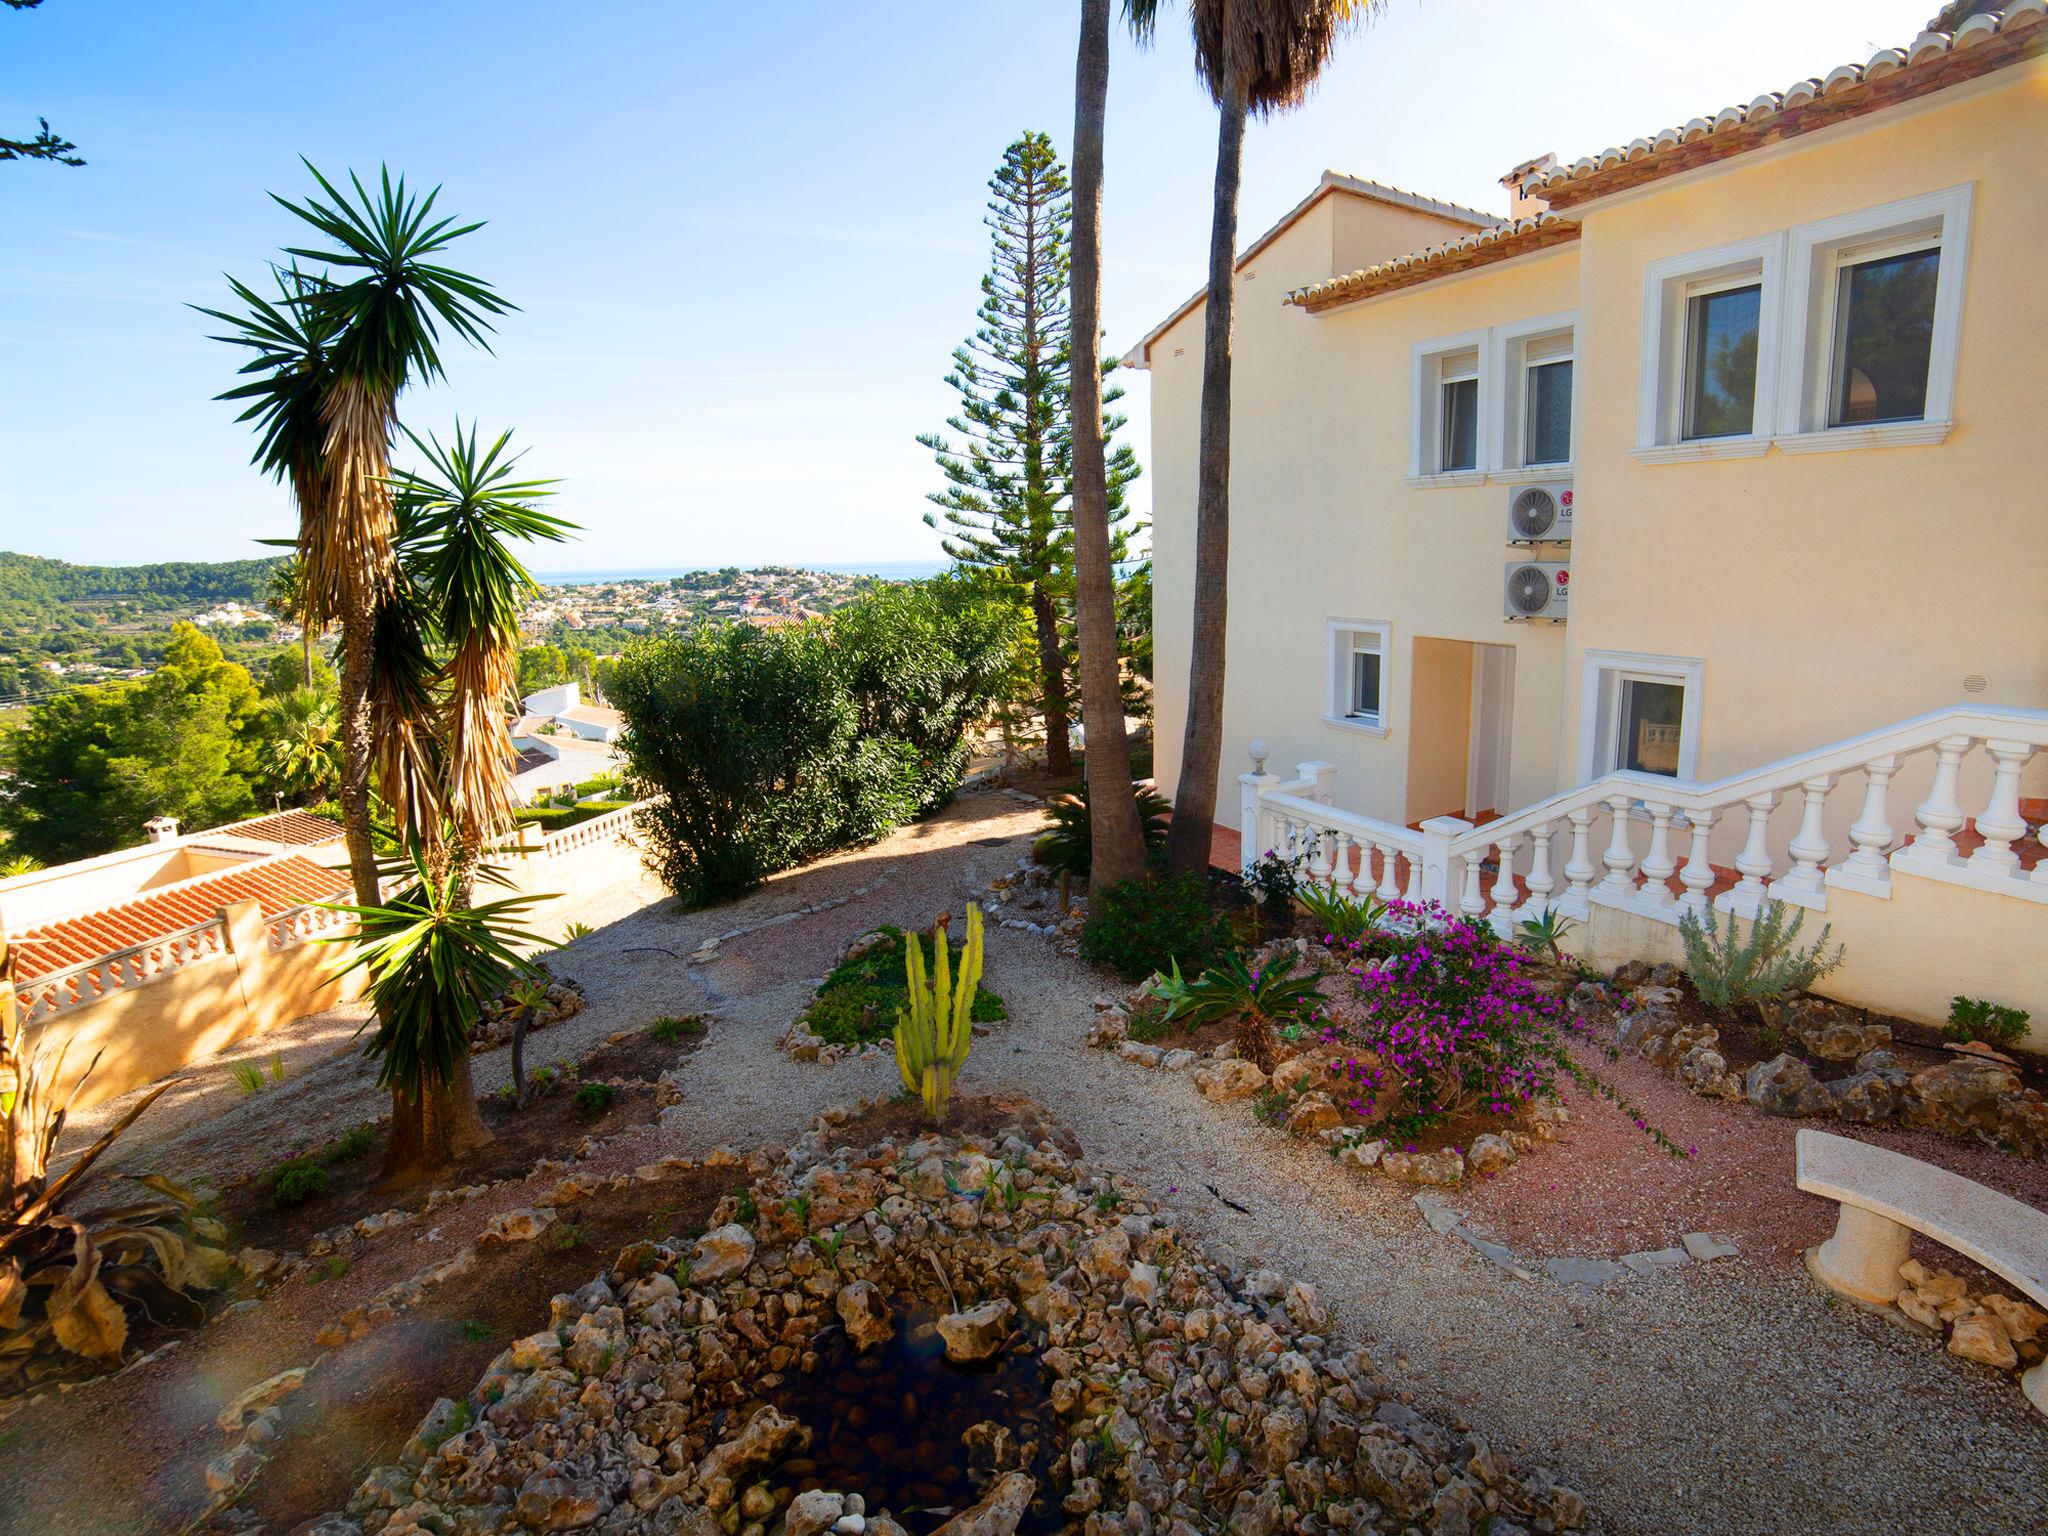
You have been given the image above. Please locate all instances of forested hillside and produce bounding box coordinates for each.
[0,550,286,624]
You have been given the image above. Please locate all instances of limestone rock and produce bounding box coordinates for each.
[1380,1149,1464,1186]
[689,1224,756,1283]
[480,1206,555,1245]
[516,1471,611,1530]
[1285,1091,1344,1137]
[1465,1133,1517,1176]
[1677,1045,1739,1100]
[1784,998,1890,1063]
[1981,1293,2048,1344]
[695,1406,809,1504]
[936,1298,1015,1363]
[1903,1058,2022,1138]
[1949,1312,2019,1370]
[1193,1058,1268,1102]
[1996,1090,2048,1158]
[930,1472,1035,1536]
[1825,1068,1910,1125]
[1744,1053,1828,1117]
[217,1366,309,1431]
[785,1490,847,1536]
[834,1280,894,1351]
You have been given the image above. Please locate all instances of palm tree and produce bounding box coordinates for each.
[264,556,321,689]
[1067,0,1156,889]
[1162,0,1373,874]
[261,687,341,803]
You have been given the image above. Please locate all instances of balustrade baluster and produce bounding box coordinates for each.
[1490,836,1520,913]
[1563,807,1597,906]
[1635,802,1678,908]
[1903,735,1971,865]
[1835,755,1898,889]
[1523,822,1556,915]
[1772,774,1836,904]
[1598,795,1640,898]
[1460,853,1488,916]
[1377,844,1403,902]
[1679,809,1718,915]
[1402,849,1424,904]
[1727,791,1778,913]
[1967,740,2031,875]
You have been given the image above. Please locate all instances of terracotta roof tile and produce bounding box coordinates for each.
[207,808,347,847]
[11,853,351,980]
[1286,214,1581,312]
[1526,2,2047,209]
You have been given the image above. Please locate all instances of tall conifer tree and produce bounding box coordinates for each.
[921,131,1138,777]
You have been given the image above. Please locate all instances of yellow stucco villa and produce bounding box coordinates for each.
[1129,2,2048,1029]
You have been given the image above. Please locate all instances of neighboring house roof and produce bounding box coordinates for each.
[1524,2,2047,210]
[560,705,624,729]
[1124,172,1501,365]
[534,733,619,757]
[11,853,350,980]
[1286,213,1581,313]
[203,808,347,848]
[513,747,554,775]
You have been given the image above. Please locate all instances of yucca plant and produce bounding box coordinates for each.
[1034,780,1171,878]
[1,934,228,1373]
[894,906,984,1124]
[323,851,551,1182]
[1678,899,1845,1022]
[1160,950,1324,1071]
[1295,884,1387,945]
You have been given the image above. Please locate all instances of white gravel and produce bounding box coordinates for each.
[61,788,2048,1535]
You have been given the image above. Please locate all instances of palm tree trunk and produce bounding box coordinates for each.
[337,589,381,907]
[1030,581,1074,777]
[1166,72,1247,876]
[1069,0,1147,888]
[377,1051,492,1189]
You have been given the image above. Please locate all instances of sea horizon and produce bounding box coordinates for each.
[531,560,950,587]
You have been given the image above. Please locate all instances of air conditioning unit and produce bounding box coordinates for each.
[1503,561,1569,622]
[1506,481,1574,543]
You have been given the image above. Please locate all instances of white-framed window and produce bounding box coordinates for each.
[1636,234,1783,462]
[1577,650,1704,783]
[1326,619,1391,735]
[1776,183,1972,450]
[1409,331,1491,482]
[1494,311,1577,477]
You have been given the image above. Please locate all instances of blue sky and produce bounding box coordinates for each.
[1,0,1937,572]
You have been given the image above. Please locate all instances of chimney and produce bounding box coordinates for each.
[1500,153,1558,221]
[145,816,181,844]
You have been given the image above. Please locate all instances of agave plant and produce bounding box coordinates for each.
[1513,905,1577,966]
[1294,884,1388,945]
[1,935,229,1373]
[1160,950,1324,1071]
[1034,779,1171,878]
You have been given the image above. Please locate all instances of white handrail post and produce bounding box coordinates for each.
[1418,816,1471,909]
[1678,808,1718,917]
[1830,754,1898,897]
[1769,774,1836,908]
[1721,791,1778,917]
[1238,740,1278,879]
[1597,793,1640,899]
[1967,740,2030,874]
[1376,842,1404,902]
[1523,821,1556,917]
[1897,734,1970,871]
[1561,806,1597,916]
[1638,800,1678,910]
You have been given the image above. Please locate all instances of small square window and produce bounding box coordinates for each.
[1524,358,1573,466]
[1440,374,1478,472]
[1615,677,1684,776]
[1327,621,1391,733]
[1831,245,1939,426]
[1683,283,1762,440]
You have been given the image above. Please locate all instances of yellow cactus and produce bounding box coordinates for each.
[894,905,983,1124]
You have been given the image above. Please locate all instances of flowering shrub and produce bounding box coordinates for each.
[1322,904,1587,1135]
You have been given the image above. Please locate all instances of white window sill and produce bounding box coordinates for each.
[1492,464,1573,484]
[1775,419,1953,453]
[1323,714,1391,738]
[1632,435,1772,465]
[1404,471,1486,489]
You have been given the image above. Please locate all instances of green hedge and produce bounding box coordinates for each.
[515,799,633,831]
[611,577,1016,906]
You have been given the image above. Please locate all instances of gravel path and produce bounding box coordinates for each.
[46,788,2048,1535]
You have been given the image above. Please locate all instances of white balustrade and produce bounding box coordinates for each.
[1832,754,1899,894]
[1968,740,2031,874]
[1522,822,1557,916]
[1460,853,1488,917]
[1678,808,1718,916]
[1490,835,1521,914]
[20,917,229,1025]
[1724,791,1779,916]
[1563,807,1598,910]
[1901,734,1971,867]
[1598,794,1639,899]
[1770,774,1836,907]
[1638,801,1678,910]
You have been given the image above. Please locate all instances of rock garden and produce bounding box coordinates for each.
[783,924,1008,1067]
[317,1110,1591,1536]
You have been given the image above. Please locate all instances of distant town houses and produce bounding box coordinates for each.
[514,567,873,641]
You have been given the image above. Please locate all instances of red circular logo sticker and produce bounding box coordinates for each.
[1555,570,1570,587]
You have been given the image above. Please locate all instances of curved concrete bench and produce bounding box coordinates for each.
[1795,1128,2048,1414]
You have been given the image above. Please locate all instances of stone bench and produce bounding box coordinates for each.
[1795,1127,2048,1413]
